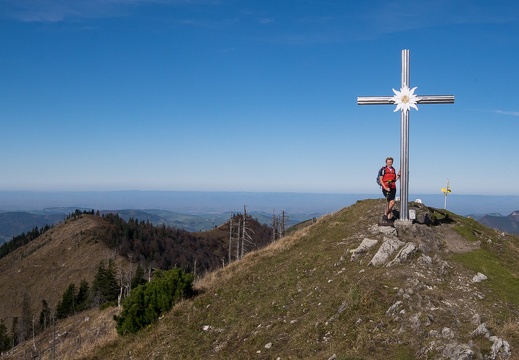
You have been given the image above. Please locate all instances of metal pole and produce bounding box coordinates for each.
[400,49,410,222]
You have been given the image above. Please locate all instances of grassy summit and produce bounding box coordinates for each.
[87,199,519,359]
[3,199,518,359]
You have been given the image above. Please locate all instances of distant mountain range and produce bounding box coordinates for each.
[472,211,519,235]
[0,191,360,243]
[1,190,518,216]
[0,207,319,244]
[0,211,65,243]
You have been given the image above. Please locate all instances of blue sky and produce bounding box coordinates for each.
[1,0,518,195]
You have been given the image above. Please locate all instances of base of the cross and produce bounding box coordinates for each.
[394,219,413,227]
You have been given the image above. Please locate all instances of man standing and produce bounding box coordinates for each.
[379,157,400,222]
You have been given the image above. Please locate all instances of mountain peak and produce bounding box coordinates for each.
[0,215,126,323]
[87,199,516,359]
[5,199,519,359]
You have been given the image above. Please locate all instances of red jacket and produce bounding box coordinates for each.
[381,166,397,189]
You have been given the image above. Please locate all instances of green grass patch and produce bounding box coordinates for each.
[452,248,519,307]
[452,224,485,242]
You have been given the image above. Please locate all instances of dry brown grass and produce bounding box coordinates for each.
[4,307,120,360]
[0,215,131,325]
[7,199,519,360]
[194,213,329,292]
[495,318,519,347]
[0,214,132,359]
[90,199,519,359]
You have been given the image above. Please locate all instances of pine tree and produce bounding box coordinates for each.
[131,264,146,289]
[92,260,119,306]
[115,268,194,335]
[20,292,33,342]
[39,300,51,332]
[11,317,18,347]
[0,319,11,352]
[76,279,90,311]
[56,284,76,319]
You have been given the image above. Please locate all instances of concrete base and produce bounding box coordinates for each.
[394,219,413,227]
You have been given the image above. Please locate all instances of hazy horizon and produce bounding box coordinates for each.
[0,190,517,217]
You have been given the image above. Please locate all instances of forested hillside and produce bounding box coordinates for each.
[0,210,273,356]
[89,200,519,360]
[101,212,273,273]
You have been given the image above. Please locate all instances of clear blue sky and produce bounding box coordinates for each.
[1,0,518,195]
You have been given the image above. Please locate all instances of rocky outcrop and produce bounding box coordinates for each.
[348,219,512,359]
[349,238,378,261]
[368,237,404,266]
[386,242,417,267]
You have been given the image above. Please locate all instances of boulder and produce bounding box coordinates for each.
[369,237,405,266]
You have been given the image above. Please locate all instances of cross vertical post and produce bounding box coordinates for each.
[400,50,410,223]
[357,49,454,224]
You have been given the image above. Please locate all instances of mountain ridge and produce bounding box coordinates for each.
[0,208,314,244]
[3,199,519,359]
[0,210,275,334]
[3,206,519,248]
[88,199,519,359]
[477,212,519,235]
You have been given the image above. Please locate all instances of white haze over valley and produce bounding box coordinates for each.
[0,191,517,217]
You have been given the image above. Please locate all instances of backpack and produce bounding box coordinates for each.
[376,167,386,187]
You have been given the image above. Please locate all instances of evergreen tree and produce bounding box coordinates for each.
[92,260,118,306]
[131,264,146,290]
[20,292,33,342]
[39,300,51,332]
[115,268,194,335]
[11,317,18,348]
[76,279,90,311]
[56,284,76,319]
[0,319,11,352]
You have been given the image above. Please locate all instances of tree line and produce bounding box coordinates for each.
[101,212,273,274]
[0,259,137,351]
[0,259,193,352]
[0,209,97,261]
[0,209,275,353]
[0,225,52,260]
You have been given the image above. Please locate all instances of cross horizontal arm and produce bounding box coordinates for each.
[357,95,454,105]
[357,96,392,105]
[418,95,455,104]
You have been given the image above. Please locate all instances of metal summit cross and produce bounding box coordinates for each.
[358,49,454,224]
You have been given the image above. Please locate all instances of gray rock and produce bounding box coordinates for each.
[489,336,511,359]
[350,238,378,261]
[386,242,417,267]
[369,224,398,237]
[441,327,454,339]
[386,300,403,316]
[442,342,475,360]
[472,272,488,283]
[470,323,489,338]
[369,237,405,266]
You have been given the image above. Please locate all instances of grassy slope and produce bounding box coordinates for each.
[88,199,519,359]
[0,215,131,325]
[0,198,503,359]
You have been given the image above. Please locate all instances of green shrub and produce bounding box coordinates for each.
[115,268,194,335]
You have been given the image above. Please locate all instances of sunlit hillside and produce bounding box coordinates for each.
[88,199,519,359]
[3,199,519,359]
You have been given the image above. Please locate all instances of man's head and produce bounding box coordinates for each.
[385,157,394,166]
